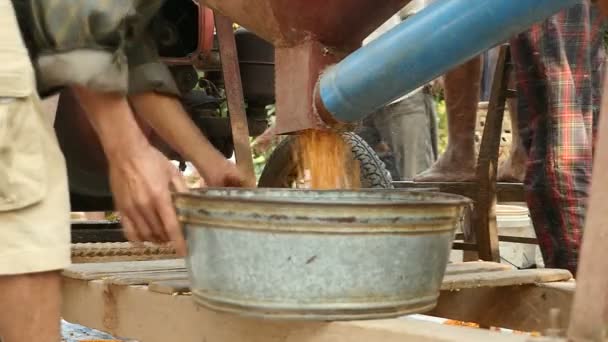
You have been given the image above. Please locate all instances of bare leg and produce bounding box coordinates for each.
[0,271,62,341]
[498,74,526,182]
[415,56,482,181]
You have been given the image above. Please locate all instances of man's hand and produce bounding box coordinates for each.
[71,86,189,255]
[107,144,188,252]
[129,92,249,187]
[203,159,245,187]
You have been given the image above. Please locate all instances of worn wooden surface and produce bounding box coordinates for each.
[567,69,608,341]
[441,269,572,291]
[444,261,513,275]
[63,259,185,280]
[61,260,572,342]
[62,260,571,294]
[71,242,178,264]
[148,280,191,295]
[471,45,512,263]
[393,181,524,203]
[432,281,575,333]
[62,278,539,342]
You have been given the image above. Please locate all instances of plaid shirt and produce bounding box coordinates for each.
[510,1,606,274]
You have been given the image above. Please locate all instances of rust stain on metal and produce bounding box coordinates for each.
[200,0,410,134]
[274,41,345,134]
[215,14,256,187]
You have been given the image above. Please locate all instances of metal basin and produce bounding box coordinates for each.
[175,188,469,321]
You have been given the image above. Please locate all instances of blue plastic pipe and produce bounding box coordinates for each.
[317,0,580,123]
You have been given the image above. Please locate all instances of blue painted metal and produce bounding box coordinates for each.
[318,0,580,123]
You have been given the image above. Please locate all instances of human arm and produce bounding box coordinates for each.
[129,92,247,187]
[71,86,188,255]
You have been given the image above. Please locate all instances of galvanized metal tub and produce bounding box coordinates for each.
[175,188,469,321]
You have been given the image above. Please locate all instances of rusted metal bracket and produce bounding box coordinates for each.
[215,14,257,187]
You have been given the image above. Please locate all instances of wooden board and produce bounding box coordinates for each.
[445,262,513,275]
[107,271,189,286]
[148,280,191,295]
[61,260,571,341]
[441,269,572,291]
[432,281,575,333]
[62,259,185,280]
[63,261,568,293]
[62,278,539,342]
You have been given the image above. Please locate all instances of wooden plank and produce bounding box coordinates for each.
[472,45,511,262]
[61,278,540,342]
[64,260,512,283]
[455,234,538,245]
[431,281,575,333]
[107,271,189,286]
[445,262,514,275]
[148,280,191,295]
[567,69,608,341]
[63,260,524,286]
[71,242,178,264]
[441,269,572,291]
[72,254,179,264]
[393,181,524,203]
[62,259,185,280]
[452,242,479,251]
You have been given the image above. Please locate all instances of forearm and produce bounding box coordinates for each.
[71,86,149,161]
[128,92,226,175]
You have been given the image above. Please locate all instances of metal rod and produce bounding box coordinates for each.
[316,0,579,123]
[215,14,257,187]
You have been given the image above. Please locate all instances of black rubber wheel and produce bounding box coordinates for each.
[258,132,393,188]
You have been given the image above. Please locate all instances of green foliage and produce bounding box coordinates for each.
[104,211,120,222]
[434,99,448,155]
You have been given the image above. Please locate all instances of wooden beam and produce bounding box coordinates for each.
[455,233,538,245]
[393,181,525,203]
[61,278,546,342]
[431,281,575,333]
[567,68,608,341]
[441,269,571,291]
[472,45,511,262]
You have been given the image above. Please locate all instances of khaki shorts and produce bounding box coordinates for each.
[0,94,71,275]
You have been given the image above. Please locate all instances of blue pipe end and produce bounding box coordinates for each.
[318,0,580,123]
